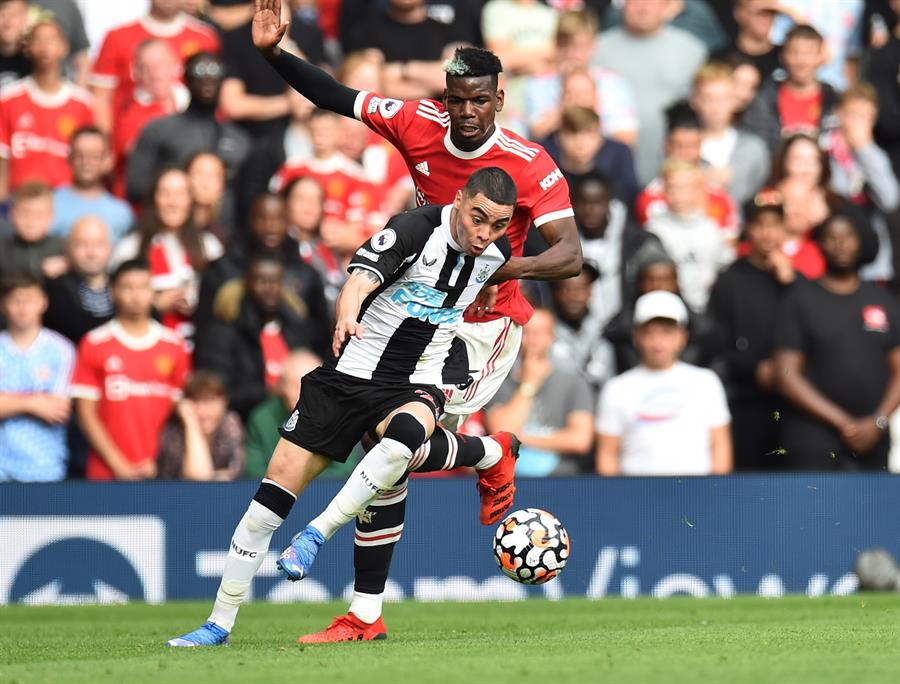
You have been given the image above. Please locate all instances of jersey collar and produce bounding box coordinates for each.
[443,125,499,160]
[110,320,163,351]
[139,13,186,38]
[24,77,74,108]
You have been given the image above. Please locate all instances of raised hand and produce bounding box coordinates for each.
[252,0,289,56]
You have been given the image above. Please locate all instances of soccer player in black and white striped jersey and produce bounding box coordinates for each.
[167,167,522,647]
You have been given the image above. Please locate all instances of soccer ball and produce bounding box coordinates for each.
[493,508,570,584]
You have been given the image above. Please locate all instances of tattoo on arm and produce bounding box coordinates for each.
[359,269,382,284]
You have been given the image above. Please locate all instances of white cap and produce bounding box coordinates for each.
[633,290,688,327]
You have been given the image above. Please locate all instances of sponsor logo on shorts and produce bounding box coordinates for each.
[284,410,299,432]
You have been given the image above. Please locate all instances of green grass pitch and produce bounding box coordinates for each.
[2,596,900,684]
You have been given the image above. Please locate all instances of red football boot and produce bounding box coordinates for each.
[297,613,388,643]
[477,431,520,525]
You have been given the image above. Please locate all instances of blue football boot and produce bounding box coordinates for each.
[166,621,230,647]
[276,525,326,581]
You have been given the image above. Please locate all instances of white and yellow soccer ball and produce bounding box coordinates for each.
[493,508,570,585]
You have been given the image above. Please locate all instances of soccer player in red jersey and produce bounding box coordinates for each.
[89,0,219,133]
[250,0,581,643]
[0,19,93,200]
[71,260,190,481]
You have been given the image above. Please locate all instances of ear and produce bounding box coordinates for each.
[495,88,504,113]
[442,88,448,106]
[453,189,463,209]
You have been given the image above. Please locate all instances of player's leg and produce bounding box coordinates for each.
[277,401,435,582]
[166,440,331,646]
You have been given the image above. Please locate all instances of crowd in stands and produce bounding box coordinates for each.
[2,0,900,482]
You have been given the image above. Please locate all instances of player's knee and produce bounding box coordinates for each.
[382,412,428,458]
[250,479,296,526]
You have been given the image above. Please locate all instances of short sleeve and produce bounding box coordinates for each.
[773,284,807,352]
[523,150,575,227]
[170,343,191,399]
[701,370,731,428]
[347,211,430,283]
[596,378,627,436]
[566,373,594,415]
[70,338,102,400]
[50,337,76,396]
[354,91,418,150]
[89,29,121,88]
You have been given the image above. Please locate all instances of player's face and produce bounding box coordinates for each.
[246,261,285,312]
[818,217,860,273]
[452,191,513,257]
[250,196,288,248]
[634,319,688,370]
[112,270,154,320]
[443,76,503,149]
[1,286,47,332]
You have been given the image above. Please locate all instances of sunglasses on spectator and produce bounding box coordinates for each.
[188,62,225,79]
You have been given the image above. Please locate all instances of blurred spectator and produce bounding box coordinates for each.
[0,274,74,482]
[212,0,325,149]
[771,133,879,279]
[186,151,234,243]
[712,0,780,81]
[824,83,900,282]
[126,52,251,205]
[194,250,314,419]
[196,192,328,353]
[635,102,738,238]
[548,263,615,396]
[742,24,838,154]
[571,171,664,327]
[270,108,370,253]
[596,290,732,476]
[244,348,358,478]
[51,126,134,242]
[542,105,639,206]
[769,0,864,92]
[284,175,344,307]
[866,6,900,178]
[645,159,734,312]
[708,192,798,470]
[593,0,707,184]
[44,215,114,344]
[343,0,462,99]
[32,0,91,87]
[524,9,638,147]
[0,181,66,280]
[113,167,224,340]
[90,0,220,133]
[72,260,190,481]
[602,0,728,53]
[0,0,30,90]
[774,213,900,471]
[156,370,244,480]
[486,308,594,476]
[603,252,721,374]
[692,62,770,205]
[0,18,93,200]
[111,39,188,192]
[723,53,763,118]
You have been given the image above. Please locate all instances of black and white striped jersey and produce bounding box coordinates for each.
[332,204,511,385]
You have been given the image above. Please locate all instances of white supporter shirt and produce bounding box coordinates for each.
[596,362,731,476]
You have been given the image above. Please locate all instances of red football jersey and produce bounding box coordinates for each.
[90,14,220,120]
[0,78,93,191]
[353,93,574,325]
[636,177,739,239]
[270,153,372,227]
[71,320,190,480]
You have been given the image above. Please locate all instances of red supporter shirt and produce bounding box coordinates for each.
[0,78,93,191]
[71,320,190,480]
[90,14,219,119]
[270,153,372,227]
[260,321,290,388]
[354,93,574,325]
[636,177,739,238]
[777,85,822,135]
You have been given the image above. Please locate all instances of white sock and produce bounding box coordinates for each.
[309,438,413,539]
[349,591,384,624]
[474,436,502,471]
[208,499,287,631]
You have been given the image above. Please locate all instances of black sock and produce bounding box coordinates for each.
[353,474,408,595]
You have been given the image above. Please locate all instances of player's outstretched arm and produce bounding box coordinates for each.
[491,215,583,283]
[253,0,358,118]
[332,269,382,357]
